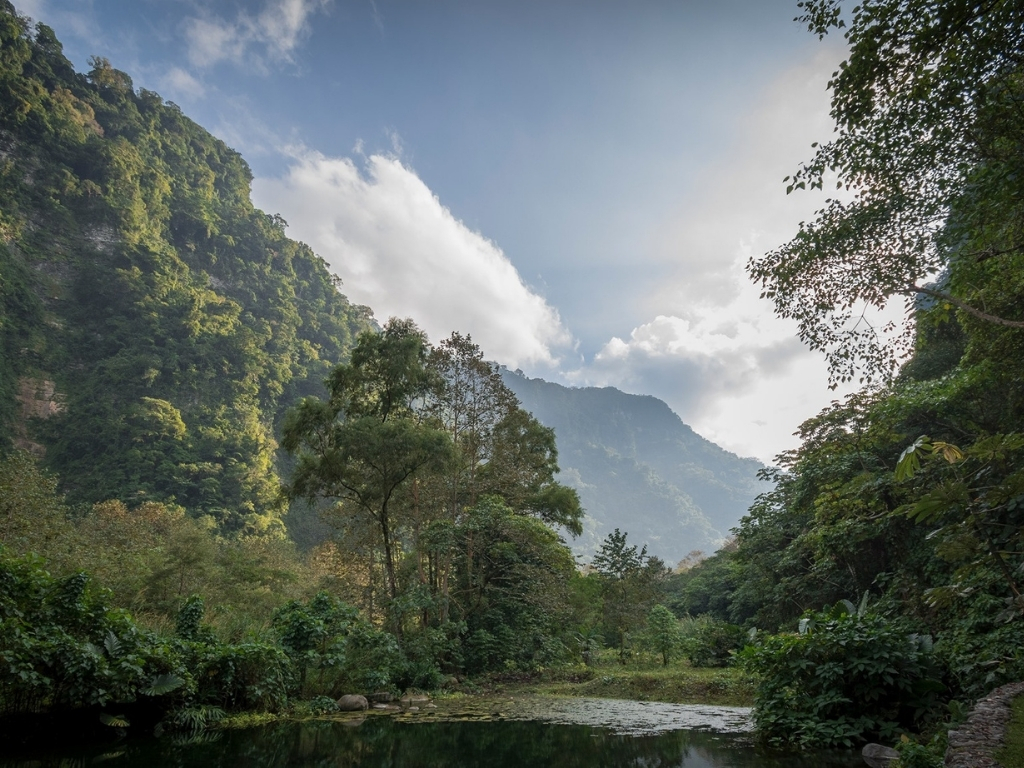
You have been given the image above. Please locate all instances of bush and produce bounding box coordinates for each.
[395,623,464,691]
[189,641,292,712]
[0,548,187,717]
[740,601,943,749]
[273,591,357,696]
[679,614,745,668]
[644,604,681,666]
[338,622,402,692]
[307,695,339,715]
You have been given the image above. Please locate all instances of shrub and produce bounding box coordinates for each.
[644,604,681,665]
[740,601,944,749]
[0,548,187,717]
[679,614,745,668]
[395,623,464,691]
[273,591,357,696]
[190,641,292,712]
[338,622,402,692]
[308,695,339,715]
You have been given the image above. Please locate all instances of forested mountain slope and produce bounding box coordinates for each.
[0,7,373,533]
[501,371,768,563]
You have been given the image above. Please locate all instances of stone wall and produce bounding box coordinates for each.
[946,681,1024,767]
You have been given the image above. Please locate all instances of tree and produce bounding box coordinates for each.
[421,333,520,620]
[646,604,680,666]
[419,333,583,624]
[282,319,453,604]
[426,332,519,511]
[592,528,667,663]
[454,496,576,672]
[480,408,584,536]
[749,0,1024,385]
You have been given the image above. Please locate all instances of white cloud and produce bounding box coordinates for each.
[252,150,573,368]
[14,0,46,20]
[161,67,205,100]
[568,46,861,462]
[183,0,330,69]
[16,0,100,44]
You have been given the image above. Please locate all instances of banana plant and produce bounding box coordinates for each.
[895,433,1024,619]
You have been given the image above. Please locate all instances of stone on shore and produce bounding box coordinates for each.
[337,694,369,711]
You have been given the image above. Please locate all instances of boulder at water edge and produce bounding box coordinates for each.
[862,743,899,768]
[337,695,369,711]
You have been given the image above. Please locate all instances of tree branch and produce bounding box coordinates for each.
[907,284,1024,329]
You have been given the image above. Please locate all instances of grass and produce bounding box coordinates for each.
[479,650,755,707]
[995,695,1024,768]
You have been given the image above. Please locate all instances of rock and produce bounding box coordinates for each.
[336,694,369,711]
[372,704,388,710]
[861,743,899,768]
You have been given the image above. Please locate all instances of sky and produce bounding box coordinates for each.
[14,0,860,463]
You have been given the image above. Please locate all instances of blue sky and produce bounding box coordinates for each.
[16,0,860,461]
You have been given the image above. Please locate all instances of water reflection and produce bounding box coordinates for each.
[3,717,862,768]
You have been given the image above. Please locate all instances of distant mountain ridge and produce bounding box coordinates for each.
[501,371,769,564]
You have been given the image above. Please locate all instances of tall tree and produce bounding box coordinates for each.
[282,319,453,603]
[592,528,667,663]
[421,333,583,622]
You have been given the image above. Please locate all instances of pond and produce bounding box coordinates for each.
[1,698,864,767]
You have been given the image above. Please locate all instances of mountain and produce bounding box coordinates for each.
[0,8,766,555]
[0,9,372,533]
[501,371,769,564]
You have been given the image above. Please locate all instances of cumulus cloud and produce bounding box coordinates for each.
[575,248,834,461]
[183,0,330,69]
[252,150,573,368]
[570,47,860,462]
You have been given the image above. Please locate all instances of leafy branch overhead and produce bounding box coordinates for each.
[749,0,1024,385]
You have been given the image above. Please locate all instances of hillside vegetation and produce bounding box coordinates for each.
[6,2,1024,762]
[0,5,372,533]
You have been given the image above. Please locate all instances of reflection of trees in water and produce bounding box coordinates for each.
[3,720,864,768]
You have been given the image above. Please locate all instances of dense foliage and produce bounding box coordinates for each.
[741,601,942,749]
[0,448,685,728]
[750,0,1024,385]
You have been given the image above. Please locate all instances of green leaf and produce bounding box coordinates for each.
[143,673,186,696]
[103,631,122,658]
[99,713,130,728]
[895,436,931,481]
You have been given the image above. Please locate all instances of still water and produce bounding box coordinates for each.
[2,699,863,767]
